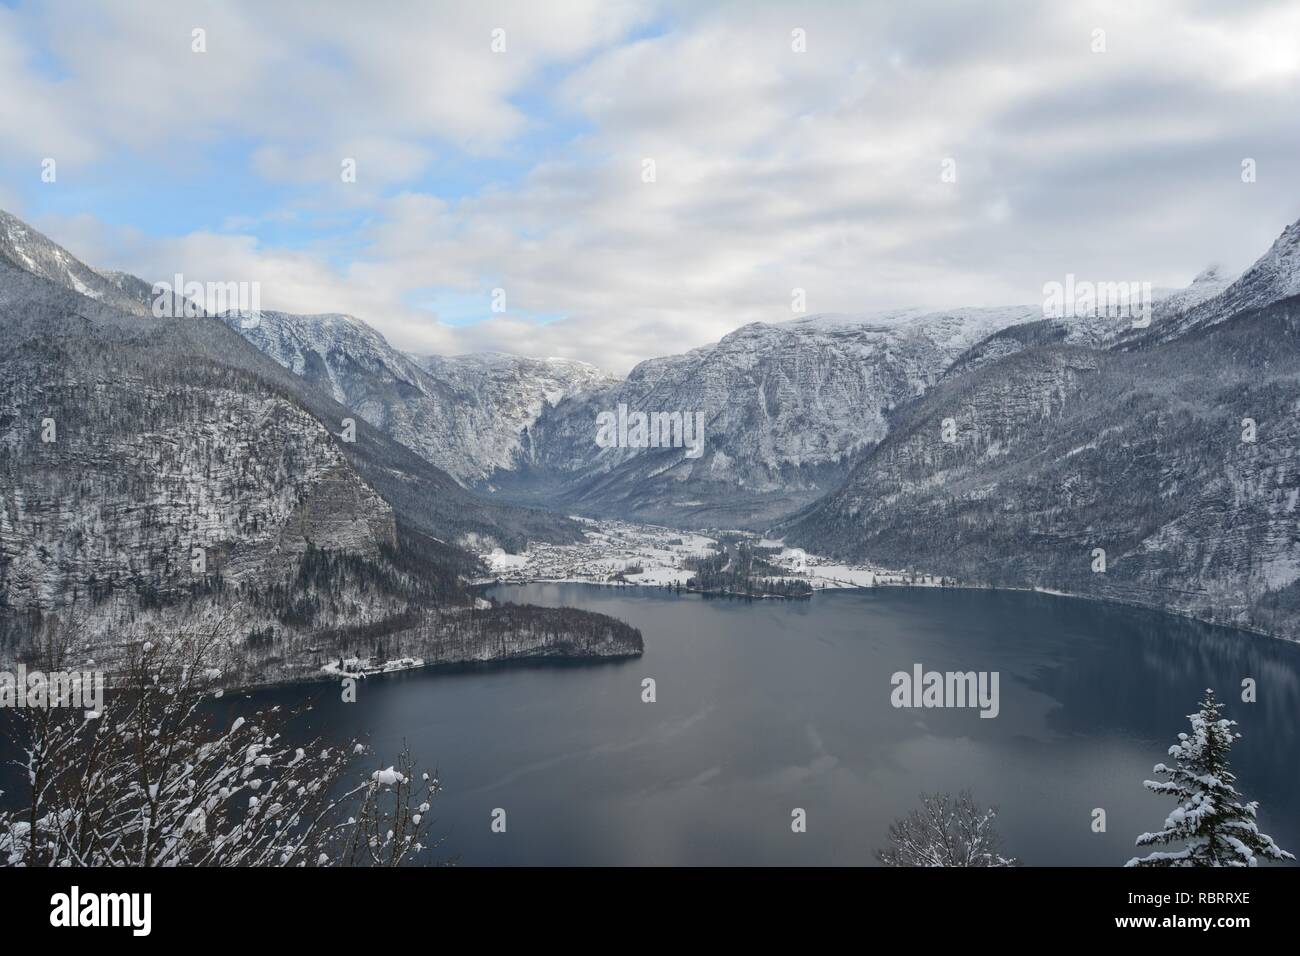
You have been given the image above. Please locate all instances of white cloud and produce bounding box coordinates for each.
[8,0,1300,373]
[7,0,651,157]
[0,8,100,169]
[251,140,434,188]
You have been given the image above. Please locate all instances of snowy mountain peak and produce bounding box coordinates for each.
[1191,265,1227,286]
[1237,215,1300,296]
[0,208,157,316]
[1155,214,1300,341]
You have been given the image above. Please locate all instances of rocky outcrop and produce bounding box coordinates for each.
[0,340,396,613]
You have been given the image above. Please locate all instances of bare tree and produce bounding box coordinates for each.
[876,790,1018,867]
[2,618,441,867]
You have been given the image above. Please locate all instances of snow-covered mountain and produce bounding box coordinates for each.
[0,210,205,321]
[216,290,1026,525]
[202,224,1235,530]
[487,304,1049,525]
[0,210,157,316]
[1153,221,1300,342]
[947,267,1235,377]
[216,264,1149,528]
[488,282,1232,528]
[782,214,1300,640]
[214,282,1069,526]
[219,309,616,484]
[0,209,588,622]
[1153,265,1237,318]
[414,352,617,478]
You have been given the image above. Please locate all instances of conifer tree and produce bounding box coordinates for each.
[1127,689,1294,867]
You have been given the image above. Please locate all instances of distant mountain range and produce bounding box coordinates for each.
[7,205,1300,643]
[211,234,1232,530]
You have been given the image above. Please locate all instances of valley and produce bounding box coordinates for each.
[6,204,1300,688]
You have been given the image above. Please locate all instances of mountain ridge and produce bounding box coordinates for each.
[781,213,1300,640]
[0,210,634,676]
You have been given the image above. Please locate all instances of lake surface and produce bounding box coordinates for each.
[245,584,1300,865]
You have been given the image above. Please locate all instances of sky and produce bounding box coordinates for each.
[2,0,1299,374]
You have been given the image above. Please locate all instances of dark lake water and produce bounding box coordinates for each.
[221,584,1300,866]
[12,583,1291,866]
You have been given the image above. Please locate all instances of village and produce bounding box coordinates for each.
[473,518,952,594]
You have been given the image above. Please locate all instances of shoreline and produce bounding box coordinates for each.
[75,642,645,700]
[52,577,1290,703]
[232,644,644,695]
[480,574,1292,646]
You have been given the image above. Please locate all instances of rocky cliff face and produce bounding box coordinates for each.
[0,263,396,619]
[415,352,617,481]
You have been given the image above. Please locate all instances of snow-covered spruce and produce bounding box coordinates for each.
[1126,688,1294,868]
